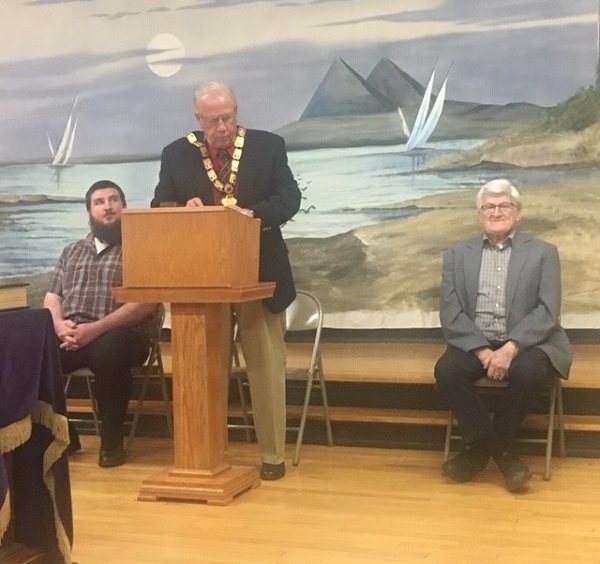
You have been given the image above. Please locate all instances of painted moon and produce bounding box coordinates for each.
[146,33,185,78]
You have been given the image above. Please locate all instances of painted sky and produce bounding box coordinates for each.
[0,0,597,161]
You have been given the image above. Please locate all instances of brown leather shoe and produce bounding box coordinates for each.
[260,462,286,481]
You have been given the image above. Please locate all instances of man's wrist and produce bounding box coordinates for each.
[504,339,520,356]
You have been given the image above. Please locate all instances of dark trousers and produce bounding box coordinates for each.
[60,327,149,450]
[434,345,556,451]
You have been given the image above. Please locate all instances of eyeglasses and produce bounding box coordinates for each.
[198,113,236,127]
[480,202,518,214]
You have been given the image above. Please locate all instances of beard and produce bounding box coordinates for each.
[90,217,122,246]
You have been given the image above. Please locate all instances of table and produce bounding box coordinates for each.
[0,308,72,563]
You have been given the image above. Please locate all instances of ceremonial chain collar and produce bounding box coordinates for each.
[187,127,246,206]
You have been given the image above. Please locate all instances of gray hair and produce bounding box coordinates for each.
[476,178,521,209]
[193,82,237,109]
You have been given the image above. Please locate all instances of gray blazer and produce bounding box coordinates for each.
[439,231,572,378]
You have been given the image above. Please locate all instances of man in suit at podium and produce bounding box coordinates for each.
[44,180,156,468]
[151,82,301,480]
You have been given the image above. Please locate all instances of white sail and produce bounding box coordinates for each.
[62,115,79,165]
[405,69,435,151]
[397,107,411,138]
[408,74,448,149]
[51,94,79,167]
[46,131,55,158]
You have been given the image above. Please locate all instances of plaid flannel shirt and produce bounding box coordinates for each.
[49,233,152,339]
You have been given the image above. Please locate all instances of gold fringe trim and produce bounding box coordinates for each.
[31,401,72,564]
[0,489,10,545]
[0,416,32,454]
[0,404,71,561]
[0,415,30,547]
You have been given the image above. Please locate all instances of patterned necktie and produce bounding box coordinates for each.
[216,149,231,183]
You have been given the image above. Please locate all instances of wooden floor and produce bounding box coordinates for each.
[66,436,600,564]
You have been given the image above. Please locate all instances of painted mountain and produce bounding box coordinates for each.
[276,58,543,150]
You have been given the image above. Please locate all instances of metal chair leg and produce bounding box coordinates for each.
[236,377,253,442]
[318,358,334,447]
[556,379,566,457]
[293,370,314,466]
[157,352,173,439]
[66,372,100,436]
[543,380,557,480]
[443,411,453,462]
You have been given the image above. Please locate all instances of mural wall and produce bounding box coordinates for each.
[1,0,599,328]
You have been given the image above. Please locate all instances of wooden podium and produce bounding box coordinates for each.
[113,207,274,505]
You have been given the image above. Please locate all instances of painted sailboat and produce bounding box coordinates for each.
[47,94,80,168]
[401,65,450,152]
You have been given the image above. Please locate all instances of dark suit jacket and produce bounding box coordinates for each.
[439,231,572,378]
[151,129,301,313]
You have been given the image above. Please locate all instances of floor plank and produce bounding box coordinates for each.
[67,436,600,564]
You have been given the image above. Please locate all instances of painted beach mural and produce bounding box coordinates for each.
[1,1,599,328]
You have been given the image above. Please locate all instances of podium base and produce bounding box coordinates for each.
[137,465,261,505]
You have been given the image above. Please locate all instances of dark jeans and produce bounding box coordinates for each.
[60,327,149,450]
[434,345,556,451]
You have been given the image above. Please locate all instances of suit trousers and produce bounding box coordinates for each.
[60,327,150,450]
[233,300,287,464]
[434,345,556,450]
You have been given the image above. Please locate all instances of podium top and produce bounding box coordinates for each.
[121,206,261,289]
[122,207,233,216]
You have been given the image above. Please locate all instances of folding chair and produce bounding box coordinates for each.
[443,376,566,480]
[63,304,172,452]
[229,290,334,465]
[126,303,173,449]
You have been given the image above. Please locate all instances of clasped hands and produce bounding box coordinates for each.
[186,197,254,218]
[475,340,520,380]
[56,319,98,351]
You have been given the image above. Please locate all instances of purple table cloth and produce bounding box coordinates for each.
[0,308,72,563]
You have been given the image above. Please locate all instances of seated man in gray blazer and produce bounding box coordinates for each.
[434,178,572,492]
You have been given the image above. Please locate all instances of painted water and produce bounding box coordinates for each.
[0,140,483,277]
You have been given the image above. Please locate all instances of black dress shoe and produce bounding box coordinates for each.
[66,432,82,455]
[493,452,530,492]
[66,421,81,455]
[442,446,490,483]
[98,446,126,468]
[260,462,286,481]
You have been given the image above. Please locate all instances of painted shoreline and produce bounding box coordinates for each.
[288,178,600,324]
[4,176,598,330]
[0,194,84,205]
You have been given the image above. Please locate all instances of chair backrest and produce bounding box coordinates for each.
[150,303,166,344]
[231,291,324,372]
[286,290,322,333]
[142,304,166,371]
[285,290,324,373]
